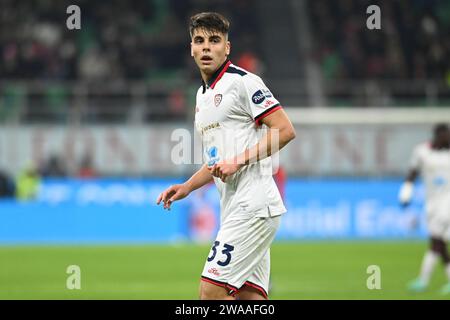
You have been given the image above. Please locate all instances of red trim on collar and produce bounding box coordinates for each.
[210,60,232,89]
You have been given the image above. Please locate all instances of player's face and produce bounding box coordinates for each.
[435,128,450,147]
[191,28,230,77]
[439,129,450,146]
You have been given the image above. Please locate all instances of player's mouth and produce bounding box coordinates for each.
[200,56,213,65]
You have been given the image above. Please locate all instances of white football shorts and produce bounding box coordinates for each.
[426,197,450,239]
[201,214,281,298]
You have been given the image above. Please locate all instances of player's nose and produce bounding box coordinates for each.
[202,41,211,50]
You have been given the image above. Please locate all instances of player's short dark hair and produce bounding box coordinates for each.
[434,123,449,135]
[189,12,230,38]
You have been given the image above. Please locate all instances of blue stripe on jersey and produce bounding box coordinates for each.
[226,66,247,76]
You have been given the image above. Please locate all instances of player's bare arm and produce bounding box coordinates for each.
[398,169,419,207]
[405,169,419,183]
[208,108,296,182]
[156,164,213,210]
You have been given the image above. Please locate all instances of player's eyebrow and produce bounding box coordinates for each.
[209,35,222,42]
[193,35,204,42]
[193,34,222,43]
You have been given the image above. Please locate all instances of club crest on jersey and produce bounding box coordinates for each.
[214,94,223,107]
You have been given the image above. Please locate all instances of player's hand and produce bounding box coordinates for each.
[208,160,242,183]
[156,184,189,211]
[398,181,413,209]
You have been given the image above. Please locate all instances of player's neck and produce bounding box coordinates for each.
[200,58,229,85]
[200,70,212,84]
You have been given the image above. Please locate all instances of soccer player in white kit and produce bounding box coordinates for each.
[399,123,450,294]
[156,12,296,300]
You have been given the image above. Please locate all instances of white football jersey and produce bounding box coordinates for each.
[194,59,287,222]
[410,142,450,215]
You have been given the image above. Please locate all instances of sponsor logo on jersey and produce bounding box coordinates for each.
[208,268,221,276]
[264,100,275,108]
[433,176,447,186]
[252,89,273,104]
[214,94,223,107]
[206,146,220,166]
[201,122,220,135]
[252,90,266,104]
[262,89,273,98]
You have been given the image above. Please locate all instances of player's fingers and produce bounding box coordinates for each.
[163,186,175,201]
[158,187,172,203]
[222,172,228,182]
[169,190,180,203]
[164,198,171,209]
[162,191,172,207]
[165,189,174,200]
[166,195,178,210]
[156,193,163,204]
[160,191,167,204]
[217,168,225,182]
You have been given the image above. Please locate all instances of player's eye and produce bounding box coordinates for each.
[210,37,220,43]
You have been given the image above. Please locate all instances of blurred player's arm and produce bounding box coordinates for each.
[399,169,419,207]
[209,109,296,181]
[399,144,422,207]
[156,164,213,210]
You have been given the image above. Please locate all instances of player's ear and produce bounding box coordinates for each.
[190,42,194,57]
[226,41,231,56]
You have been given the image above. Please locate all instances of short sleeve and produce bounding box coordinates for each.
[241,75,282,126]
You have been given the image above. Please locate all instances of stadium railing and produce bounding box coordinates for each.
[0,79,449,125]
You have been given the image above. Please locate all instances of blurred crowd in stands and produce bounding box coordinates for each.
[308,0,450,82]
[0,0,264,123]
[2,0,448,83]
[0,0,449,124]
[0,0,262,82]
